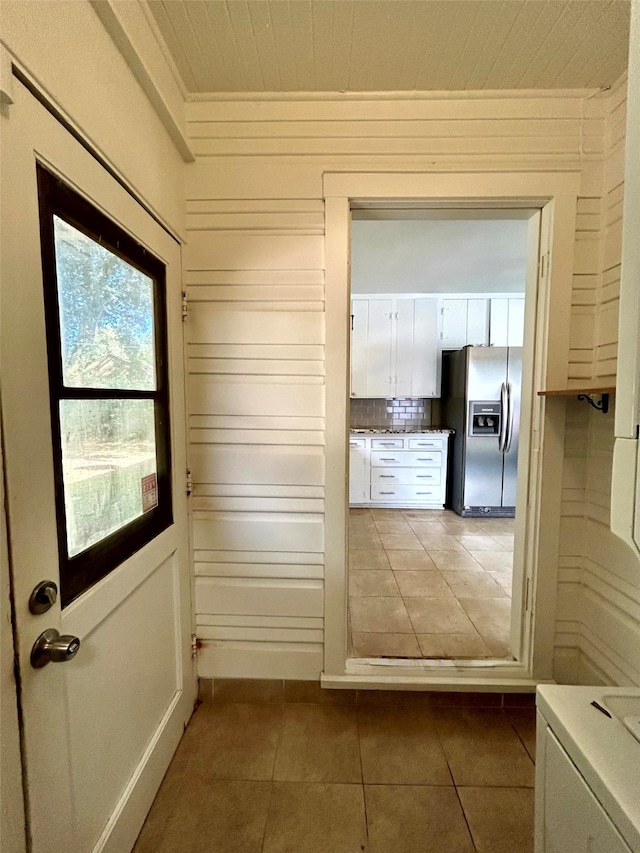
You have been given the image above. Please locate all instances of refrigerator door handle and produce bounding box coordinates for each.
[499,382,508,452]
[505,381,515,453]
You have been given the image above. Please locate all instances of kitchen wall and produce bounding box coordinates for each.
[556,75,640,687]
[350,398,433,431]
[184,86,634,680]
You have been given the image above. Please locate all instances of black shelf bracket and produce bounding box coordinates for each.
[577,393,609,414]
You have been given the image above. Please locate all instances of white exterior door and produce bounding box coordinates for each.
[1,80,194,853]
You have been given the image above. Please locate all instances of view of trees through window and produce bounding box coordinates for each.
[53,218,158,557]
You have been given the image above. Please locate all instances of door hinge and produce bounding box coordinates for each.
[186,468,193,497]
[181,291,188,322]
[191,633,198,658]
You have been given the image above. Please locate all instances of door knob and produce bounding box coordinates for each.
[29,580,58,614]
[30,628,80,668]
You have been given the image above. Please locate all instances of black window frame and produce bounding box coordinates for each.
[37,165,173,607]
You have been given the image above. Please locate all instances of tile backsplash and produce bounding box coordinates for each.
[350,397,435,430]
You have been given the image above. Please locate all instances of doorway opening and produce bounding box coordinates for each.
[347,209,536,665]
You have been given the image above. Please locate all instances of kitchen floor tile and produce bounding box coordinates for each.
[491,534,515,551]
[182,703,282,781]
[394,570,455,598]
[468,550,514,571]
[379,532,424,550]
[373,519,415,535]
[262,783,367,853]
[416,632,493,658]
[364,785,474,853]
[273,704,361,783]
[351,632,422,658]
[486,567,514,595]
[434,709,535,787]
[405,520,449,537]
[349,596,414,633]
[135,780,272,853]
[385,549,438,571]
[441,570,509,598]
[404,597,476,634]
[457,786,534,853]
[349,531,384,550]
[458,597,513,656]
[358,706,452,785]
[349,549,391,571]
[349,570,400,597]
[428,550,485,572]
[455,534,502,551]
[415,533,466,551]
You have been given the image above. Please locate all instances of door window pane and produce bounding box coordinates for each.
[54,216,156,390]
[60,399,157,557]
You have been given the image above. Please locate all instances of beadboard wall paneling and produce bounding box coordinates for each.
[184,86,634,681]
[557,75,640,687]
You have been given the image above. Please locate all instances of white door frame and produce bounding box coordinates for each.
[322,170,580,689]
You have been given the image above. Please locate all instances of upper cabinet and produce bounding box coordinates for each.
[440,298,490,348]
[489,297,525,347]
[351,297,439,398]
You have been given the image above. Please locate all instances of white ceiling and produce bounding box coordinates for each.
[351,219,530,294]
[147,0,630,95]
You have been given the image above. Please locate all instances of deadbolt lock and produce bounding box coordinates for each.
[30,629,81,669]
[29,580,58,614]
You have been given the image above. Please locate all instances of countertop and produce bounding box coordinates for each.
[537,685,640,852]
[349,428,454,434]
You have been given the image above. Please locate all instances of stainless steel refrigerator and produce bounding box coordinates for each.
[442,346,522,518]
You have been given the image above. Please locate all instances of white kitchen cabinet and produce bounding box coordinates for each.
[348,432,450,507]
[490,297,525,347]
[349,437,368,504]
[350,297,439,398]
[440,298,490,348]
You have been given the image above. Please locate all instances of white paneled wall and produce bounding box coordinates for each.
[184,87,636,681]
[556,77,640,687]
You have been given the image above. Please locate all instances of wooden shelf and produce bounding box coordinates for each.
[537,387,615,414]
[537,386,615,397]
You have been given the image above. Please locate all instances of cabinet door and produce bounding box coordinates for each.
[490,297,525,347]
[366,299,394,397]
[350,300,368,397]
[440,299,469,349]
[507,298,525,346]
[349,440,369,504]
[394,299,415,396]
[466,298,490,346]
[411,298,439,396]
[543,730,632,853]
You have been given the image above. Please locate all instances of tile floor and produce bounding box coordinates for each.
[134,682,536,853]
[349,508,515,660]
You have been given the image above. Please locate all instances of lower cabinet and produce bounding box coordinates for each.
[348,432,450,508]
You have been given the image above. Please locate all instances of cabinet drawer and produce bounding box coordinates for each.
[349,438,366,449]
[371,437,404,449]
[371,450,442,467]
[371,468,441,486]
[408,437,446,450]
[371,484,442,502]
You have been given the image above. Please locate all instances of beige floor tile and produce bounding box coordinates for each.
[349,570,400,597]
[506,707,537,762]
[441,570,508,598]
[370,508,403,519]
[350,632,422,658]
[349,596,413,633]
[283,681,356,705]
[491,534,515,551]
[274,705,361,783]
[404,597,477,634]
[132,753,188,852]
[434,709,535,787]
[135,780,271,853]
[428,550,485,572]
[401,509,450,519]
[349,507,371,517]
[349,531,384,550]
[373,518,414,535]
[358,707,452,785]
[385,550,437,571]
[364,785,474,853]
[458,597,513,656]
[458,787,534,853]
[182,703,282,781]
[416,533,466,550]
[455,534,502,551]
[349,549,391,571]
[349,519,378,537]
[473,519,516,534]
[211,678,283,704]
[405,520,448,536]
[379,531,424,550]
[394,570,454,598]
[467,550,513,571]
[262,783,366,853]
[487,567,514,595]
[440,519,483,534]
[416,632,493,659]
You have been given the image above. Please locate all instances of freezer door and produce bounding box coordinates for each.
[463,347,508,508]
[502,347,522,507]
